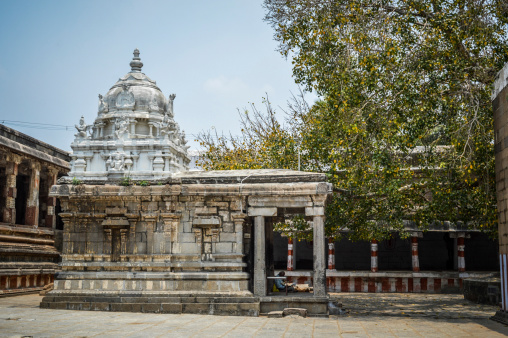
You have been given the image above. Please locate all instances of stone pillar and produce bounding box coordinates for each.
[312,215,326,297]
[45,168,59,229]
[248,207,277,297]
[232,213,246,255]
[371,240,378,272]
[411,232,422,272]
[2,155,20,224]
[327,237,335,270]
[25,161,41,227]
[306,203,326,297]
[457,234,466,273]
[287,237,294,271]
[129,119,137,135]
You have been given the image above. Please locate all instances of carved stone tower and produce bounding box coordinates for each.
[67,49,190,182]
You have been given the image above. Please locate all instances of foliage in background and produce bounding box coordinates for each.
[200,0,508,240]
[274,214,314,241]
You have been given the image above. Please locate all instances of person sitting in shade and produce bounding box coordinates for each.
[274,271,295,292]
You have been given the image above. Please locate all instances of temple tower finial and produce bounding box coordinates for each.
[130,48,143,72]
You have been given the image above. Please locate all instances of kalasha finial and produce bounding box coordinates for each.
[130,48,143,72]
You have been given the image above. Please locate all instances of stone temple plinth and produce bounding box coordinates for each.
[41,51,332,316]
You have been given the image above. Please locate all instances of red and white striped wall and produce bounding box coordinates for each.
[325,276,461,293]
[278,270,496,294]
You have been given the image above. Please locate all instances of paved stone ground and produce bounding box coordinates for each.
[330,293,499,319]
[0,294,507,337]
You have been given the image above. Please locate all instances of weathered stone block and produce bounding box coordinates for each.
[248,207,277,217]
[267,310,283,318]
[219,232,236,242]
[142,303,161,313]
[183,221,192,232]
[283,307,308,317]
[193,216,221,227]
[162,303,182,313]
[218,210,230,222]
[215,242,233,253]
[179,243,199,254]
[195,206,217,215]
[179,233,197,243]
[222,222,234,233]
[182,303,209,314]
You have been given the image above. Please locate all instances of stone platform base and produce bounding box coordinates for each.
[40,291,260,316]
[463,277,501,305]
[259,295,329,317]
[0,286,46,297]
[491,310,508,325]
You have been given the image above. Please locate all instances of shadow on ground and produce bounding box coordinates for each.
[330,293,499,319]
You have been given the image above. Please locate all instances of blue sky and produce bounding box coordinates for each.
[0,0,312,151]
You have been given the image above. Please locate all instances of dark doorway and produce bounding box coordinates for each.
[55,198,63,230]
[15,175,29,225]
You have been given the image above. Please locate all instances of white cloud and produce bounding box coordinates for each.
[203,75,249,96]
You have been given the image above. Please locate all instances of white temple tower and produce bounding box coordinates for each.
[67,49,190,182]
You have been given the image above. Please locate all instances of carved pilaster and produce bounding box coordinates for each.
[126,214,139,255]
[120,229,128,255]
[104,229,112,255]
[59,212,74,254]
[232,213,246,255]
[2,154,21,224]
[160,213,181,254]
[141,213,157,254]
[25,161,41,227]
[45,167,59,229]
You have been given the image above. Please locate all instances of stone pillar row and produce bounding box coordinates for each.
[1,155,61,228]
[322,231,466,273]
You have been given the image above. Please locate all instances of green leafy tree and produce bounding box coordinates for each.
[200,0,508,241]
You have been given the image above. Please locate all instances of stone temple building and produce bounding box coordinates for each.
[0,124,70,296]
[41,50,332,316]
[38,49,499,316]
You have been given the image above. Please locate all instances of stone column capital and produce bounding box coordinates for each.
[6,154,22,164]
[30,161,42,172]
